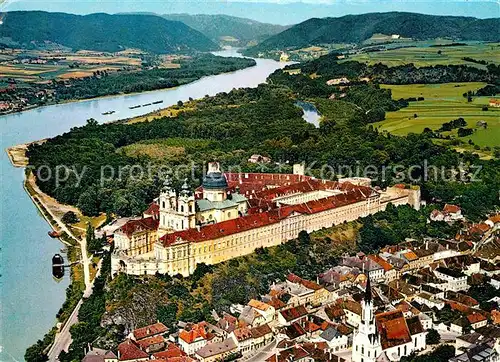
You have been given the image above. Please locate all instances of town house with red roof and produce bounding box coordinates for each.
[178,322,213,356]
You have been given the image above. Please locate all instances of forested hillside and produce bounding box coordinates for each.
[246,12,500,54]
[162,14,289,46]
[0,11,218,53]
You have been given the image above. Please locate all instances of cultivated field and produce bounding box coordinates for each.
[0,48,143,82]
[373,83,500,148]
[348,42,499,67]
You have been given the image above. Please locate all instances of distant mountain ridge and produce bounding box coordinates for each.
[0,11,219,53]
[246,12,500,54]
[161,13,290,46]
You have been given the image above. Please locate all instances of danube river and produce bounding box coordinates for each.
[0,49,290,361]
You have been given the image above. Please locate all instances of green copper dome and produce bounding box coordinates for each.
[202,172,228,190]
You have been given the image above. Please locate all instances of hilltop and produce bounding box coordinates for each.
[0,11,219,53]
[162,13,289,46]
[245,12,500,55]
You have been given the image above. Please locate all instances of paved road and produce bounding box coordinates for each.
[47,299,83,361]
[47,259,102,361]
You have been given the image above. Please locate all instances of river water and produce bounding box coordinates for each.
[0,49,290,361]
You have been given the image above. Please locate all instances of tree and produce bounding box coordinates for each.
[24,340,48,362]
[157,302,178,330]
[86,223,102,253]
[298,230,311,246]
[426,328,440,345]
[61,211,79,224]
[401,344,454,362]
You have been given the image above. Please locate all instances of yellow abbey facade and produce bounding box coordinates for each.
[111,164,420,277]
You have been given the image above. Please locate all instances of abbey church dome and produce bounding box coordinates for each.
[202,162,228,190]
[202,172,228,190]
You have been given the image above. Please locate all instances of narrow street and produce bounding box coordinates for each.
[242,340,277,362]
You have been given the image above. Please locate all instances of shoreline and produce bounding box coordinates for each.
[0,58,256,117]
[21,163,96,359]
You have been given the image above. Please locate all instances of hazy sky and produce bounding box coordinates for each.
[2,0,499,24]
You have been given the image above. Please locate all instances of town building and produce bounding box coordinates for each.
[489,99,500,108]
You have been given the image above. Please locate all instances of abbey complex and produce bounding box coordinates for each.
[111,163,420,277]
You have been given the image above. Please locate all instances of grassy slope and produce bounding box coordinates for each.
[373,83,500,147]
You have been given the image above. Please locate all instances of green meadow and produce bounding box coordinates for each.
[349,42,499,68]
[373,83,500,148]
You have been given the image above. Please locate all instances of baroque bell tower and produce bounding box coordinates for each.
[352,277,382,362]
[159,176,196,235]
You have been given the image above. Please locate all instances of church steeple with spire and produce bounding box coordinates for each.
[352,276,382,362]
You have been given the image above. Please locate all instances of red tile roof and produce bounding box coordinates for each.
[403,251,418,261]
[118,217,159,238]
[161,185,372,246]
[467,312,487,324]
[179,323,208,344]
[443,204,461,214]
[152,343,186,359]
[488,214,500,224]
[133,322,168,340]
[117,339,148,361]
[280,305,308,322]
[304,320,322,333]
[136,335,164,350]
[287,273,322,291]
[376,310,412,350]
[233,327,253,341]
[251,323,272,338]
[367,255,393,271]
[248,299,273,311]
[144,202,160,218]
[267,297,287,310]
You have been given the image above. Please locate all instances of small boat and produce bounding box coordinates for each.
[52,254,65,280]
[129,105,141,109]
[48,230,60,238]
[102,110,115,115]
[152,100,164,104]
[52,253,64,266]
[142,103,152,107]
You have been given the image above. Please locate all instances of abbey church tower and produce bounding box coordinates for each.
[352,277,382,362]
[159,176,196,234]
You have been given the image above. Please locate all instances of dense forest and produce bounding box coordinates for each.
[0,11,218,53]
[1,55,256,106]
[245,12,500,55]
[162,14,289,46]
